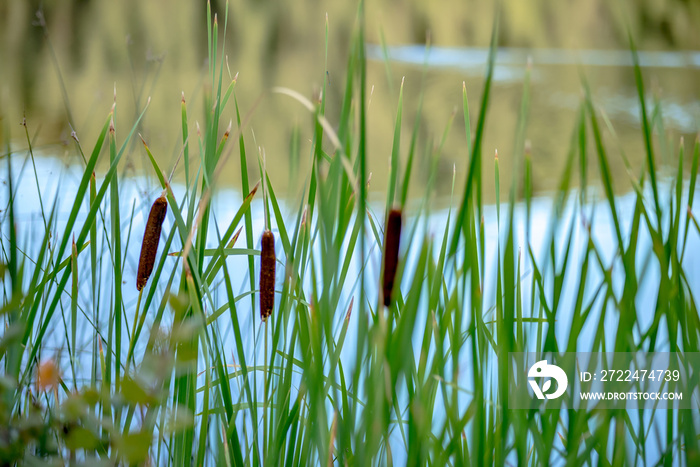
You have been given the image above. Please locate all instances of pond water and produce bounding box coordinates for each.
[3,1,700,462]
[2,1,700,203]
[5,156,700,377]
[3,144,700,464]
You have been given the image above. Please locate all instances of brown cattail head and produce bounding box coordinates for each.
[136,193,168,291]
[260,229,276,321]
[383,209,402,307]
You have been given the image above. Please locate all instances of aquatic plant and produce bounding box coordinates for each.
[1,1,699,465]
[136,193,168,292]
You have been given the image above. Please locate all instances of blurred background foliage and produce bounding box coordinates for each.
[1,0,699,199]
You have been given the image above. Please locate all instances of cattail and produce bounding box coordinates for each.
[260,230,276,321]
[383,209,402,307]
[136,193,168,291]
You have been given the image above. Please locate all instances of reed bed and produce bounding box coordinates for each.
[1,1,699,465]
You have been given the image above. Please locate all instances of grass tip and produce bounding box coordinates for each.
[246,180,261,200]
[300,205,308,227]
[229,226,243,247]
[345,297,354,322]
[494,149,498,160]
[181,92,186,103]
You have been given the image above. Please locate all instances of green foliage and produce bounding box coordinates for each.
[1,1,699,465]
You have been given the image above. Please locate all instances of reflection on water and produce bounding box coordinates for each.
[368,45,700,71]
[370,44,700,134]
[1,1,700,204]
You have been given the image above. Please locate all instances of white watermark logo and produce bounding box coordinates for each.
[510,352,697,409]
[528,360,568,399]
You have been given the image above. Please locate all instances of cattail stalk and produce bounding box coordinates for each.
[136,193,168,291]
[260,230,276,321]
[383,209,402,307]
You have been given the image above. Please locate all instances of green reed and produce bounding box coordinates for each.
[1,0,699,465]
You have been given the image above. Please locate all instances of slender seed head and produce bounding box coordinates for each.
[136,193,168,291]
[260,230,276,321]
[383,209,402,307]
